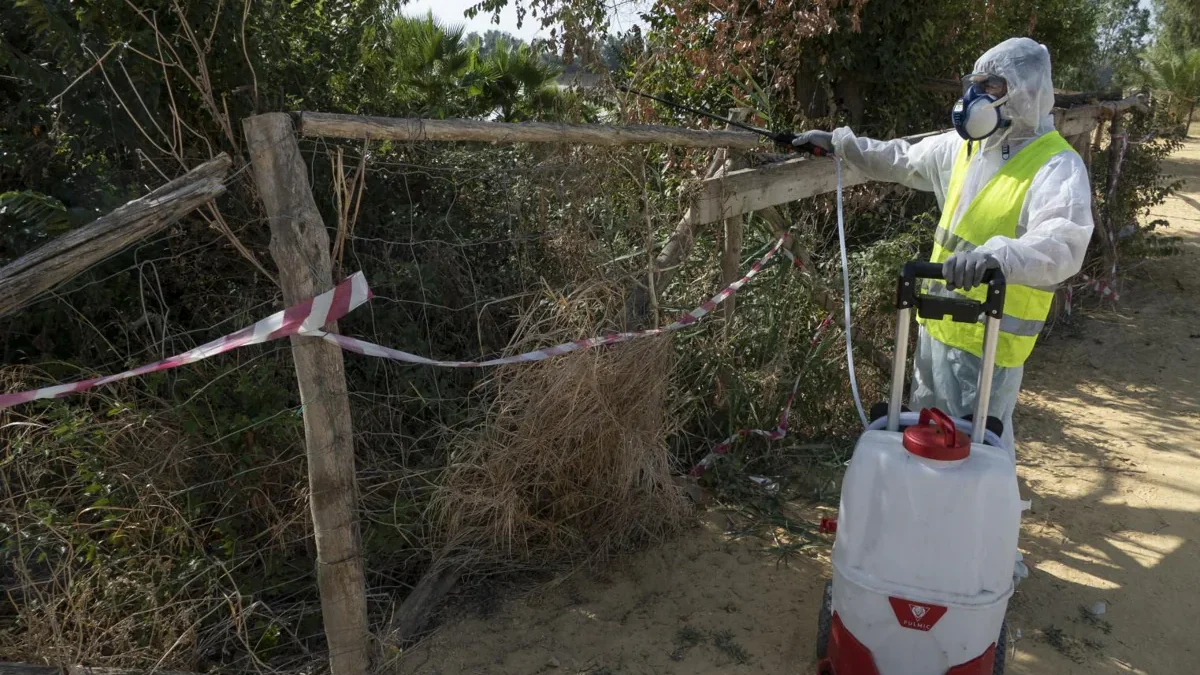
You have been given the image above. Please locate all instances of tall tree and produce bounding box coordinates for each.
[363,13,482,117]
[635,0,1101,136]
[1148,48,1200,130]
[1065,0,1151,89]
[474,38,561,121]
[1154,0,1200,52]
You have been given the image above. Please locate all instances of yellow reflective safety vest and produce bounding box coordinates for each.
[918,132,1074,368]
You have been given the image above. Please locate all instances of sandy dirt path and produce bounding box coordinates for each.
[1003,132,1200,674]
[398,134,1200,675]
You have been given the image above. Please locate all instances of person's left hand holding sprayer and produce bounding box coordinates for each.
[792,130,834,154]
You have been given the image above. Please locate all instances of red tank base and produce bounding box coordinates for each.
[817,613,996,674]
[818,614,880,675]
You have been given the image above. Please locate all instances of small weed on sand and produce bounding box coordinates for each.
[712,630,751,665]
[1042,624,1105,664]
[1076,605,1114,634]
[670,625,705,661]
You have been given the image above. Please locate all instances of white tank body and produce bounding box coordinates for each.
[831,428,1022,674]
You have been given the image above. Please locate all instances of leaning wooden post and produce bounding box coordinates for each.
[720,109,751,337]
[0,154,231,319]
[1101,110,1127,277]
[242,113,372,675]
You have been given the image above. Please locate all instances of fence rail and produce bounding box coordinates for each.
[296,111,764,149]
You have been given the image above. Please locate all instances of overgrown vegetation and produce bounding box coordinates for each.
[0,0,1189,671]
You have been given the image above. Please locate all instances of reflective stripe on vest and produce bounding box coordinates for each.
[917,132,1073,368]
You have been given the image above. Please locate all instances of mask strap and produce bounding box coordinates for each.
[983,93,1010,110]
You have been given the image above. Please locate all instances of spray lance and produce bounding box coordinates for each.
[618,85,869,427]
[616,85,832,157]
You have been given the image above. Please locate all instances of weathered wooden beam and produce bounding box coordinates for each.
[243,113,372,675]
[688,155,866,226]
[1056,116,1100,137]
[296,112,765,149]
[688,130,950,226]
[0,154,231,318]
[1054,94,1147,137]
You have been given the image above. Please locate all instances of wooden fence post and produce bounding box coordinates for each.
[721,109,751,336]
[242,113,371,675]
[1100,111,1127,276]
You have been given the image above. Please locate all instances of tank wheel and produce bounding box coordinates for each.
[994,619,1008,675]
[816,580,833,660]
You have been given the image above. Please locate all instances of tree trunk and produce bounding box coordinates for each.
[795,62,829,120]
[834,74,865,128]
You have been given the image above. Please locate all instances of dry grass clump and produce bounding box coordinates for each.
[433,328,690,574]
[0,364,316,672]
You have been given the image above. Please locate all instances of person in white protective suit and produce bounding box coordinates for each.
[794,37,1093,461]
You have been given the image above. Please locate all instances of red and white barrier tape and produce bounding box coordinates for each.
[0,237,790,410]
[1078,273,1120,302]
[0,273,371,410]
[689,314,835,477]
[303,235,791,367]
[1064,271,1120,317]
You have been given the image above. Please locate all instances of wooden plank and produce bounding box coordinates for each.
[687,130,948,226]
[242,113,372,675]
[689,155,870,226]
[1056,116,1102,138]
[0,155,231,318]
[1054,94,1147,137]
[296,112,764,150]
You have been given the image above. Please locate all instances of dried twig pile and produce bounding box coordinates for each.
[433,299,689,574]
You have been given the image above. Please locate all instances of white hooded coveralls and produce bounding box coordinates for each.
[831,38,1094,459]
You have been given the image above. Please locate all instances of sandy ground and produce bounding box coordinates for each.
[1003,132,1200,674]
[398,134,1200,675]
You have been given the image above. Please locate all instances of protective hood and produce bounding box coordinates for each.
[972,37,1055,138]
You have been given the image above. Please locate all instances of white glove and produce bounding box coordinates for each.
[792,130,834,152]
[943,251,999,291]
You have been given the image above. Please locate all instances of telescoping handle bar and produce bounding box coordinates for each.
[888,261,1007,444]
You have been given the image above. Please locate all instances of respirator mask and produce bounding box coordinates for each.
[952,73,1011,141]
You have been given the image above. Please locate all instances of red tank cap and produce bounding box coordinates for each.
[903,408,970,461]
